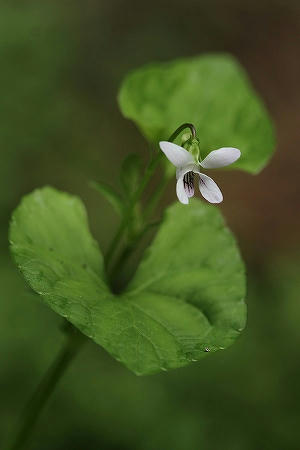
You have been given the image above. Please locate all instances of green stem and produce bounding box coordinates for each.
[112,172,170,279]
[167,122,196,142]
[107,123,196,276]
[105,151,162,267]
[109,220,161,288]
[105,123,196,269]
[109,174,169,284]
[143,175,169,222]
[105,219,127,267]
[7,328,85,450]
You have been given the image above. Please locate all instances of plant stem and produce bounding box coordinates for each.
[109,220,161,288]
[105,123,196,269]
[167,122,196,142]
[104,219,127,267]
[7,328,86,450]
[107,123,196,277]
[105,151,162,267]
[143,174,169,222]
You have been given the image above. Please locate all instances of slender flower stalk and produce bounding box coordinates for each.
[106,123,198,271]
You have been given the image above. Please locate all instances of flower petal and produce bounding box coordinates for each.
[199,173,223,203]
[176,164,197,180]
[183,171,195,198]
[159,141,195,168]
[176,176,189,204]
[200,148,241,169]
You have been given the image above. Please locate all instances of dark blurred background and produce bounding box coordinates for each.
[1,1,300,449]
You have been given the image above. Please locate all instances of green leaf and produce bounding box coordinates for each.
[120,153,142,198]
[90,181,124,217]
[10,187,246,375]
[118,53,275,174]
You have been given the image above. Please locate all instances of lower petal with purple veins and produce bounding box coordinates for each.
[183,171,195,198]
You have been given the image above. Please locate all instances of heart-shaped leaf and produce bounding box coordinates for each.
[10,187,246,375]
[118,53,275,174]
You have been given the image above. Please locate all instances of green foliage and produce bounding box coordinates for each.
[90,181,124,217]
[120,153,142,198]
[118,53,275,174]
[10,187,246,375]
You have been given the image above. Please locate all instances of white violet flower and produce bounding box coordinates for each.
[159,141,241,204]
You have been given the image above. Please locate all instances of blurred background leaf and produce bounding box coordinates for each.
[118,54,275,174]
